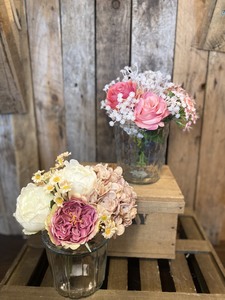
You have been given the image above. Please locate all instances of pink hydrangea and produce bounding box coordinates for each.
[46,198,99,249]
[89,164,137,237]
[106,81,137,109]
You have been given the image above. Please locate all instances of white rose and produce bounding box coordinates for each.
[62,160,97,196]
[14,183,52,235]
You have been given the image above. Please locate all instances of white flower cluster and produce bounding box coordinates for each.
[101,91,138,127]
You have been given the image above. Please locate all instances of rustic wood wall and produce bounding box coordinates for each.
[0,0,224,244]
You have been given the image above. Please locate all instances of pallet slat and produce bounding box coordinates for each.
[170,253,196,293]
[107,258,127,290]
[139,259,161,291]
[195,253,225,294]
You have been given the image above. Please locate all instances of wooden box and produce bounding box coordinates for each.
[1,211,225,299]
[108,165,185,259]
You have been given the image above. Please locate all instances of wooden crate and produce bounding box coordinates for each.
[108,165,185,259]
[1,210,225,299]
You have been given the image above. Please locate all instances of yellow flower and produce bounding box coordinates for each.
[32,170,45,183]
[102,221,117,239]
[59,181,72,194]
[53,193,64,206]
[50,171,62,185]
[56,152,71,167]
[44,183,55,193]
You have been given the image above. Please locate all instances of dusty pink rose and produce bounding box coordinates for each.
[134,92,170,130]
[46,198,99,249]
[106,81,137,109]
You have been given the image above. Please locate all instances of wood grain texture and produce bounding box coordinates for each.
[0,0,26,113]
[131,0,177,75]
[61,0,96,162]
[167,0,208,209]
[170,253,196,293]
[140,259,161,291]
[108,258,128,290]
[195,51,225,243]
[26,0,66,170]
[96,0,131,162]
[0,0,38,234]
[195,0,225,52]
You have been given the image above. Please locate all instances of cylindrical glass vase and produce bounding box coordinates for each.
[114,123,169,184]
[42,231,108,299]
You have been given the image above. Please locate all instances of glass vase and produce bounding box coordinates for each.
[114,123,169,184]
[42,231,108,299]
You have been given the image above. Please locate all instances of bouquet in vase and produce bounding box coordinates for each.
[101,65,198,184]
[14,152,137,250]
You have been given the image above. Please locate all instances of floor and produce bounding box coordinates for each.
[0,234,225,283]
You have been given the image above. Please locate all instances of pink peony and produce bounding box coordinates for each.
[134,92,170,130]
[106,81,137,109]
[46,198,99,250]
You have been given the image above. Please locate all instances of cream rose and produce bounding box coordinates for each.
[62,160,97,196]
[14,183,52,235]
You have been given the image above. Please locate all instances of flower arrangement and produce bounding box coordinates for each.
[101,65,198,137]
[101,65,198,184]
[14,152,137,250]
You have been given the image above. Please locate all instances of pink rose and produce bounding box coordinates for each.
[106,81,137,109]
[46,198,99,249]
[134,92,170,130]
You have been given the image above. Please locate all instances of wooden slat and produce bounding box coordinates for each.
[131,0,177,75]
[5,247,44,286]
[195,0,225,52]
[26,0,66,170]
[0,0,26,113]
[179,216,204,240]
[167,0,208,209]
[40,267,53,287]
[139,259,161,291]
[0,0,39,235]
[170,253,196,293]
[1,286,225,300]
[195,253,225,294]
[195,51,225,243]
[96,0,131,162]
[176,240,210,253]
[61,0,96,162]
[107,258,127,290]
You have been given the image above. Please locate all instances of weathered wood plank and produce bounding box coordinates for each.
[0,0,26,113]
[139,259,161,291]
[131,0,177,75]
[107,258,127,290]
[180,216,204,240]
[170,253,196,293]
[5,247,44,286]
[1,286,225,300]
[26,0,66,170]
[195,0,225,52]
[167,0,208,209]
[0,0,39,234]
[96,0,131,162]
[61,0,96,162]
[40,267,53,287]
[195,51,225,243]
[195,253,225,294]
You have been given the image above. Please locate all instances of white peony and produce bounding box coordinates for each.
[62,160,97,196]
[14,183,52,235]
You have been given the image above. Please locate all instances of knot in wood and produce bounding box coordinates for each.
[112,0,120,9]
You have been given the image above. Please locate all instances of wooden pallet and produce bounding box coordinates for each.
[0,210,225,299]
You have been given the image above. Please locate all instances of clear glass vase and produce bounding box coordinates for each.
[42,231,108,299]
[114,123,169,184]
